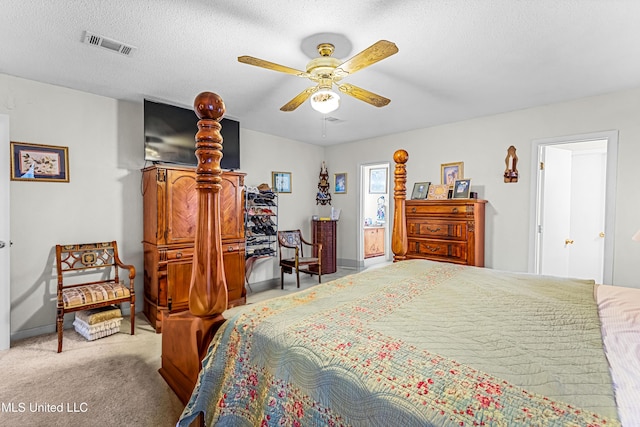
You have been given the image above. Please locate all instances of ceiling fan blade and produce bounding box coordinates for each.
[335,40,398,77]
[238,56,310,78]
[337,83,391,107]
[280,86,318,111]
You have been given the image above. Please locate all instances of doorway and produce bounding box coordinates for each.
[529,131,618,284]
[1,114,10,350]
[359,162,390,268]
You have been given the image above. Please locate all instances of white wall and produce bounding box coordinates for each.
[325,88,640,288]
[0,74,144,339]
[239,129,325,283]
[0,74,327,339]
[4,72,640,340]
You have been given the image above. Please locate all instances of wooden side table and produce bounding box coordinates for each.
[312,219,337,274]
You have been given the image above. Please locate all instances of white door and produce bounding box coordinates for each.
[567,149,606,281]
[539,146,572,277]
[531,132,617,285]
[0,114,10,350]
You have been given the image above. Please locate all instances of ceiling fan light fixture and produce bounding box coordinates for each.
[310,89,340,114]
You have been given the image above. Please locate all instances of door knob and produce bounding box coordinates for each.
[565,239,574,245]
[599,232,605,238]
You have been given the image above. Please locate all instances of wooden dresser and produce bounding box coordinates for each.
[312,219,337,274]
[405,199,486,267]
[142,164,246,332]
[364,226,385,258]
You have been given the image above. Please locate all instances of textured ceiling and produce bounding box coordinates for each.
[2,0,640,146]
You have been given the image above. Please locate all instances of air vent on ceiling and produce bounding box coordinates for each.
[82,31,137,57]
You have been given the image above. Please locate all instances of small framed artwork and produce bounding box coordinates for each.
[369,168,387,194]
[427,184,450,200]
[272,171,292,193]
[334,172,347,194]
[452,179,471,199]
[411,182,430,200]
[10,141,69,182]
[441,162,464,187]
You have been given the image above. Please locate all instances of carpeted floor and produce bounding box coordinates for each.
[0,314,184,427]
[0,266,366,427]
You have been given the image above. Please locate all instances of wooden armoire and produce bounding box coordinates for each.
[142,164,246,332]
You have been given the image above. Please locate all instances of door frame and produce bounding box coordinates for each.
[528,130,618,284]
[357,161,391,267]
[1,114,10,350]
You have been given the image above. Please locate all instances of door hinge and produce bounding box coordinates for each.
[538,225,543,233]
[539,161,544,170]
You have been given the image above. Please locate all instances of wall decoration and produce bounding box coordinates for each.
[10,141,69,182]
[272,171,292,193]
[376,196,386,222]
[369,168,387,194]
[334,172,347,194]
[427,184,450,200]
[316,162,331,205]
[441,161,464,187]
[411,182,430,200]
[452,179,472,199]
[504,145,519,183]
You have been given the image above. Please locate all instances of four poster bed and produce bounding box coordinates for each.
[163,93,640,427]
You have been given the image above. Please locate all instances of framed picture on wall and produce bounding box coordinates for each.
[10,141,69,182]
[411,182,430,199]
[369,168,387,194]
[334,173,347,194]
[272,171,292,193]
[441,161,464,187]
[452,178,471,199]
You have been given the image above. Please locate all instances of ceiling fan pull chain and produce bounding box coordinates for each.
[322,115,327,138]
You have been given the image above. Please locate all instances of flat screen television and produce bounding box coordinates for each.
[144,99,240,170]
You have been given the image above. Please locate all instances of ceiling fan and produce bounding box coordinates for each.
[238,40,398,113]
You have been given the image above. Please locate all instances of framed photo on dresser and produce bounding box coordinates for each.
[411,182,430,199]
[427,184,450,200]
[452,179,471,198]
[441,161,464,187]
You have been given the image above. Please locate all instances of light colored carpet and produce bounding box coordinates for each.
[0,266,366,427]
[0,314,184,427]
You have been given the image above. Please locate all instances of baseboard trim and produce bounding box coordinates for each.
[338,258,362,269]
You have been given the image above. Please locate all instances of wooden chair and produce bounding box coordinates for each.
[55,241,135,352]
[277,230,322,289]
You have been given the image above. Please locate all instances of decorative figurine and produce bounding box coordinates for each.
[377,196,386,223]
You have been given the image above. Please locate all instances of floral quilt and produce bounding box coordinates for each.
[178,260,620,427]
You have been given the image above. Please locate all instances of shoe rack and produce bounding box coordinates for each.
[245,185,278,260]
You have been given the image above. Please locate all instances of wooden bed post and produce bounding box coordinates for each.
[189,91,228,317]
[159,92,229,405]
[392,149,408,262]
